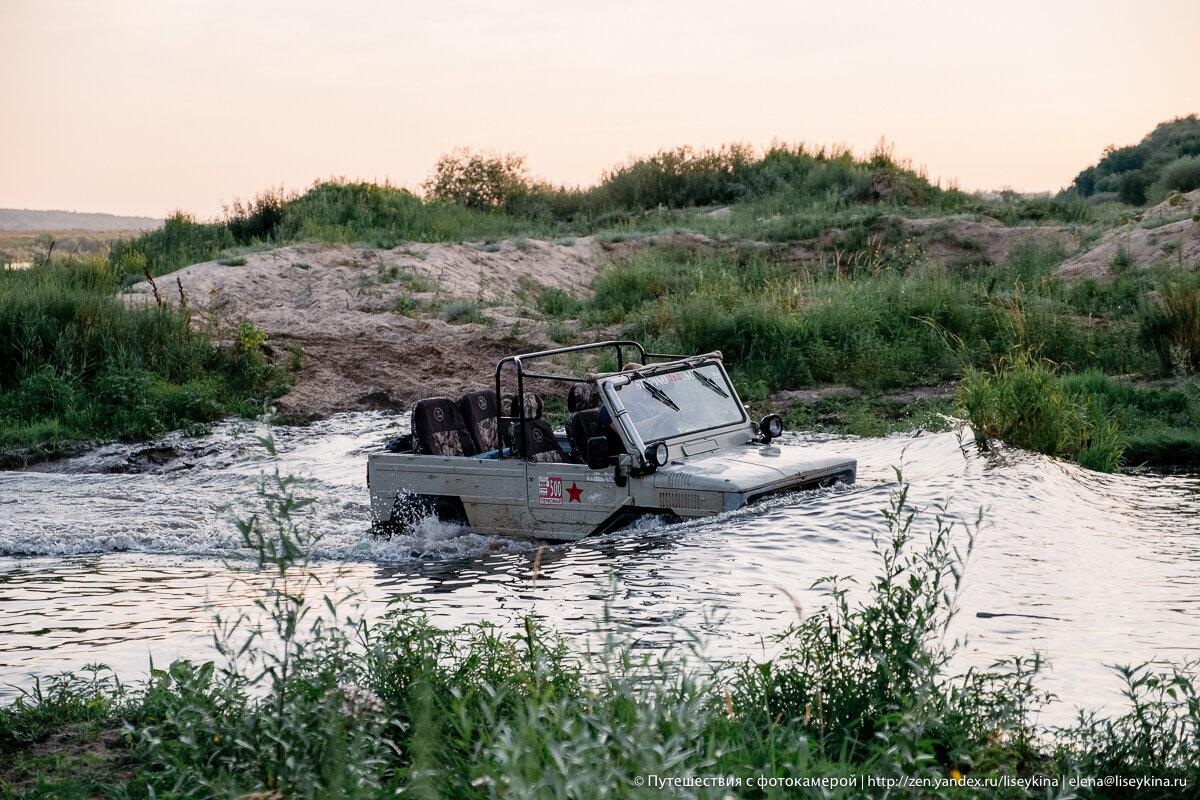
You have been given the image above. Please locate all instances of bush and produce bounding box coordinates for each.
[276,179,539,244]
[534,287,584,318]
[441,299,485,324]
[957,350,1126,471]
[8,460,1200,797]
[1061,661,1200,793]
[1150,155,1200,199]
[0,256,277,451]
[225,186,290,242]
[1069,115,1200,203]
[109,212,235,277]
[590,143,755,211]
[423,147,531,210]
[1140,273,1200,371]
[1118,172,1149,205]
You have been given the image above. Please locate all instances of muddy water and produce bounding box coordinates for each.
[1,413,1197,726]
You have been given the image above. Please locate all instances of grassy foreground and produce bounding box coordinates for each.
[1,464,1197,799]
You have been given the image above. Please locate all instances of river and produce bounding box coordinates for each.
[1,412,1197,727]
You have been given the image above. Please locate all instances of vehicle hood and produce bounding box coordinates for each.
[653,444,853,493]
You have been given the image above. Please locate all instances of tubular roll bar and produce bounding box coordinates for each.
[492,340,684,461]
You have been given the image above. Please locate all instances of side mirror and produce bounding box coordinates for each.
[586,436,610,470]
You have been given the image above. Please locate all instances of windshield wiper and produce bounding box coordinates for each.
[639,381,680,411]
[694,370,729,398]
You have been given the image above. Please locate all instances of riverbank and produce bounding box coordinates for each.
[4,136,1200,469]
[0,256,284,469]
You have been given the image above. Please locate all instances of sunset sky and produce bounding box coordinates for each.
[2,0,1198,219]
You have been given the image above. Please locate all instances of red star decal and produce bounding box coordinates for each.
[566,481,583,502]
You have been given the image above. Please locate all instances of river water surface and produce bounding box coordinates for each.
[2,413,1197,727]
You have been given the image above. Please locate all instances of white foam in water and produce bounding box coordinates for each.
[319,516,531,563]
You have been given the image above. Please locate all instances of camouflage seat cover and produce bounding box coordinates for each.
[504,392,544,420]
[411,397,479,457]
[501,392,564,463]
[512,418,565,463]
[567,382,601,412]
[459,389,501,453]
[565,408,601,464]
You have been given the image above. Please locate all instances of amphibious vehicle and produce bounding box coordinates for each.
[367,341,856,541]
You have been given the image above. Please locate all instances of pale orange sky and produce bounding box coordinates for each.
[2,0,1198,219]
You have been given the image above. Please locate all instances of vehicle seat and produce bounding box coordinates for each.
[503,393,564,463]
[568,382,601,412]
[411,397,479,457]
[566,408,601,464]
[459,389,500,453]
[504,392,544,420]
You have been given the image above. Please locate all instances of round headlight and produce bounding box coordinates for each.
[644,441,669,467]
[760,414,784,441]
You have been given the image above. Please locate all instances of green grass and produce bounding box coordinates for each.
[541,240,1200,468]
[958,351,1126,472]
[104,138,1096,282]
[1060,370,1200,467]
[0,255,283,462]
[555,244,1146,392]
[779,392,957,437]
[3,465,1196,799]
[440,299,486,324]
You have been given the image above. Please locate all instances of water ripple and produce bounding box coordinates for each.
[1,414,1198,724]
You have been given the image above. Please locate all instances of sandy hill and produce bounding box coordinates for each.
[1059,190,1200,281]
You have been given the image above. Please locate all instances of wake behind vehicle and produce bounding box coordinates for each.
[367,341,856,541]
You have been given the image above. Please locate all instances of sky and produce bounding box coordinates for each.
[2,0,1198,219]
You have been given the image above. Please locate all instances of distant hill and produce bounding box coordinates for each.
[0,208,163,232]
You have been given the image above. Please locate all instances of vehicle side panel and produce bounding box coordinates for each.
[369,454,635,540]
[369,453,525,528]
[524,462,632,537]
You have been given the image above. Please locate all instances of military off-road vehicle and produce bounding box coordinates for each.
[367,341,856,541]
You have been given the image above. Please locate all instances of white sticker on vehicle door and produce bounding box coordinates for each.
[538,476,563,506]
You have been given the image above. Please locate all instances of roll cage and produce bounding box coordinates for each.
[493,340,687,462]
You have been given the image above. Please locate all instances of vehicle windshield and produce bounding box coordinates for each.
[612,363,746,442]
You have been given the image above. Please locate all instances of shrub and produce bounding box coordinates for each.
[1140,273,1200,371]
[590,143,755,210]
[109,212,235,277]
[441,300,485,324]
[6,460,1200,796]
[1061,661,1200,792]
[224,186,290,242]
[535,287,584,318]
[423,147,531,210]
[957,350,1126,471]
[1151,155,1200,199]
[0,256,277,450]
[1118,172,1149,205]
[1069,115,1200,201]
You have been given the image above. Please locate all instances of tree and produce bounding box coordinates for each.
[422,147,530,209]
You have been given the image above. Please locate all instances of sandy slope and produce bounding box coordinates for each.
[1059,189,1200,280]
[128,239,607,419]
